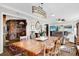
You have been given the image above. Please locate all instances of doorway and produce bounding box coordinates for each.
[2,13,27,55]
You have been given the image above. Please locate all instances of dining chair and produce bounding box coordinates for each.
[39,38,61,56]
[65,39,74,47]
[51,39,61,56]
[37,41,50,56]
[64,39,75,54]
[46,46,56,56]
[76,46,79,56]
[43,39,61,56]
[43,40,56,56]
[8,45,23,56]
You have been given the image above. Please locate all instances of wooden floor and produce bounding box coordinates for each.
[0,43,77,56]
[0,46,13,56]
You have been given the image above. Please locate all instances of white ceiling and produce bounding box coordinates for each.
[1,3,79,22]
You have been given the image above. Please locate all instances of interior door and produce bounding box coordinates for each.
[76,22,79,44]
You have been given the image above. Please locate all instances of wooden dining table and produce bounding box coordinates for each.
[76,46,79,56]
[9,36,60,56]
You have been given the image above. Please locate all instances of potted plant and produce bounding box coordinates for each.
[39,31,46,41]
[40,31,45,36]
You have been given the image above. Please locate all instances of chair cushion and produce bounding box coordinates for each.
[60,45,71,53]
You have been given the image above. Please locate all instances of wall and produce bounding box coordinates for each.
[0,7,3,54]
[64,24,75,43]
[0,5,52,54]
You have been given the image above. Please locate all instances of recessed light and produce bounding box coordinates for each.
[51,14,55,16]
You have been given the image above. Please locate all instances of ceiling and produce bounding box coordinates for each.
[1,3,79,22]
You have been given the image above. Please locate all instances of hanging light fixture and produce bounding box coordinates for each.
[32,3,47,18]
